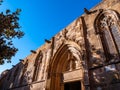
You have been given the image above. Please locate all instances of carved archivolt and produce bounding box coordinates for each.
[49,41,83,73]
[47,41,84,90]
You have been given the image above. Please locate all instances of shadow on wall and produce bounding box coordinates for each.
[88,42,120,90]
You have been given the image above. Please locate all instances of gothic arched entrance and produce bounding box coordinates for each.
[47,41,85,90]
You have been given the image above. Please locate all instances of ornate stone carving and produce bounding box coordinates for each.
[99,14,116,30]
[66,56,80,71]
[95,10,120,62]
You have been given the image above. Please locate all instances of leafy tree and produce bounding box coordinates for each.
[0,1,24,64]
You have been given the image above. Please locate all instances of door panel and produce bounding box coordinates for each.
[64,81,81,90]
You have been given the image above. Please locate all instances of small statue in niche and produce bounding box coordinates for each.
[66,58,80,71]
[75,60,80,69]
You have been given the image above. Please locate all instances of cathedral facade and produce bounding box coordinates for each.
[0,0,120,90]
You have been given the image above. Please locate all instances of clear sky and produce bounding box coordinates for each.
[0,0,101,73]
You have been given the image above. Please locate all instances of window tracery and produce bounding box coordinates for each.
[97,11,120,61]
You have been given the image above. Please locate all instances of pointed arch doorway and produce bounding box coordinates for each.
[47,42,85,90]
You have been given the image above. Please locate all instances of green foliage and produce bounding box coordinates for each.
[0,8,24,64]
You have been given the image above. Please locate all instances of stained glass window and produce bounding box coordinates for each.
[98,13,119,61]
[111,25,120,52]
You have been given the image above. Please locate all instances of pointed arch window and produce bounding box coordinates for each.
[20,60,28,85]
[13,67,19,82]
[7,70,12,81]
[32,51,43,82]
[96,10,120,61]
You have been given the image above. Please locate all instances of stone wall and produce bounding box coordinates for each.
[0,0,120,90]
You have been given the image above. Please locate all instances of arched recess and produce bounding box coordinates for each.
[94,9,120,62]
[46,41,85,90]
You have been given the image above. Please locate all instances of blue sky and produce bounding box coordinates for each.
[0,0,101,73]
